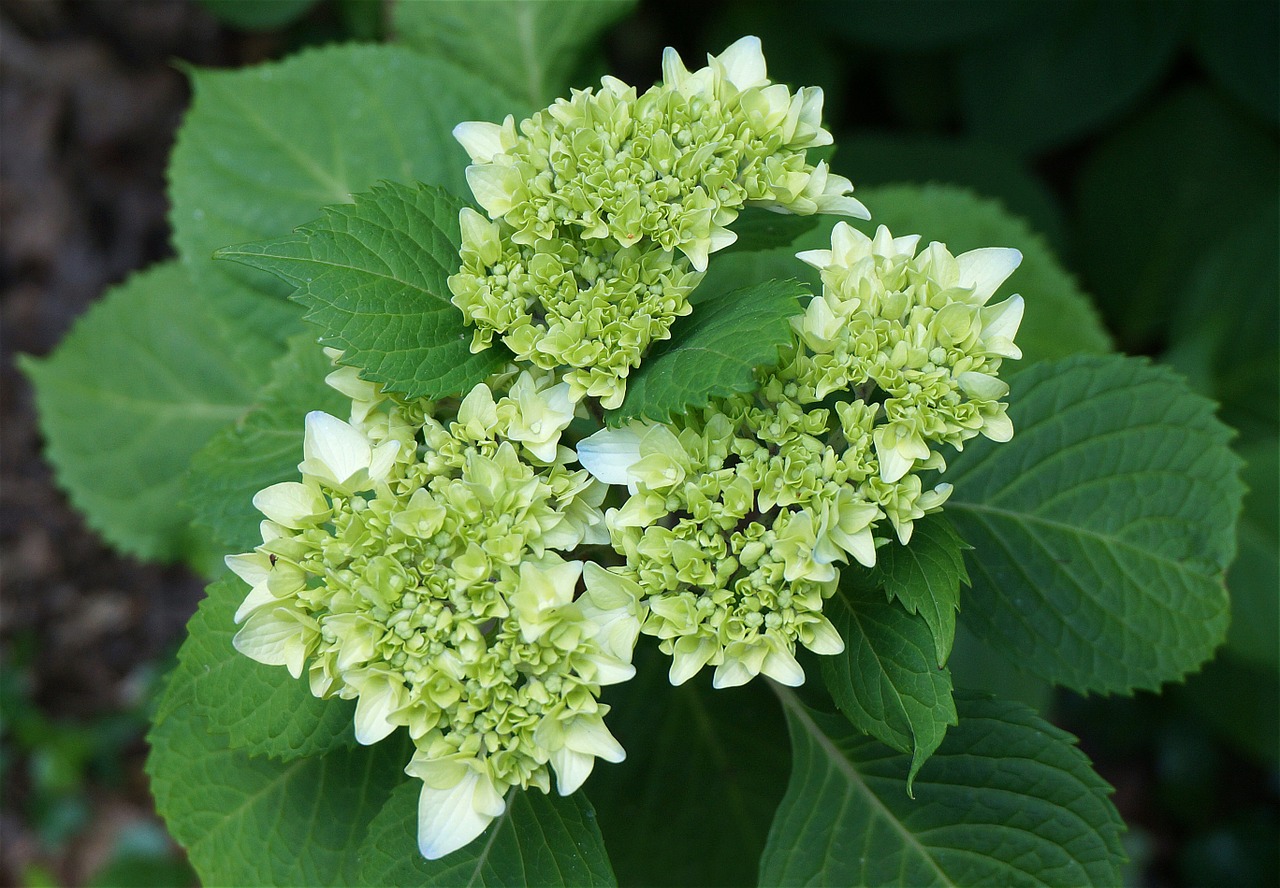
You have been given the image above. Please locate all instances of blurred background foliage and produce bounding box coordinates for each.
[2,0,1275,885]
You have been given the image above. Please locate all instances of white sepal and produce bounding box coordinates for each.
[956,247,1022,305]
[415,770,506,861]
[576,425,644,486]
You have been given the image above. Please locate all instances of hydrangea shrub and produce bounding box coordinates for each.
[25,8,1244,886]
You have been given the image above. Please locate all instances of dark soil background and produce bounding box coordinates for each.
[1,1,1276,886]
[1,3,288,883]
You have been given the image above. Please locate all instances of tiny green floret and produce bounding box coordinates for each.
[448,36,868,409]
[226,358,645,860]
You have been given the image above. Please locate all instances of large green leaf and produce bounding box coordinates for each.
[958,0,1188,154]
[586,644,790,887]
[818,0,1032,49]
[175,578,356,761]
[1192,0,1279,128]
[393,0,635,108]
[1175,651,1280,767]
[21,262,276,562]
[350,781,616,887]
[760,690,1125,887]
[147,670,409,886]
[186,335,347,555]
[199,0,318,29]
[1224,438,1279,669]
[869,513,968,667]
[169,43,516,337]
[218,181,509,400]
[851,184,1112,364]
[1163,201,1279,442]
[608,278,807,425]
[1075,87,1278,349]
[945,355,1243,694]
[822,580,957,793]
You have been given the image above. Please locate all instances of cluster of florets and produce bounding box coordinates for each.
[226,35,1028,864]
[447,36,868,408]
[227,360,646,859]
[576,223,1023,688]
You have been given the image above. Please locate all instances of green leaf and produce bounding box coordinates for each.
[958,0,1188,155]
[147,670,409,886]
[187,335,347,555]
[21,262,276,562]
[761,690,1125,887]
[822,579,957,793]
[851,184,1112,364]
[1193,0,1279,128]
[169,43,517,339]
[608,278,807,425]
[218,181,509,400]
[946,623,1055,715]
[724,207,822,254]
[1163,201,1279,442]
[175,578,356,761]
[870,513,968,667]
[1075,87,1278,349]
[1174,651,1280,767]
[946,355,1243,694]
[393,0,635,108]
[833,134,1069,253]
[350,781,616,887]
[587,644,789,887]
[199,0,319,29]
[820,0,1033,49]
[1225,438,1279,669]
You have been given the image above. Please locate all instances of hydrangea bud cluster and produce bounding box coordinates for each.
[577,222,1024,689]
[225,35,1030,864]
[447,36,869,409]
[227,362,645,860]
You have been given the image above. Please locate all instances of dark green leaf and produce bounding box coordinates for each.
[822,579,957,792]
[1225,438,1279,669]
[1163,201,1279,442]
[1075,87,1278,349]
[350,781,616,887]
[169,44,517,339]
[608,278,807,425]
[199,0,318,29]
[1193,0,1279,128]
[1174,651,1279,767]
[870,513,968,667]
[394,0,635,108]
[218,181,509,400]
[959,0,1189,154]
[21,262,276,562]
[725,207,822,254]
[760,690,1125,887]
[946,355,1243,694]
[818,0,1033,49]
[587,644,789,887]
[187,335,347,555]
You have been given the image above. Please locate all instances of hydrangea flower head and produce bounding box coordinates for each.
[227,362,644,860]
[577,222,1024,689]
[448,36,869,409]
